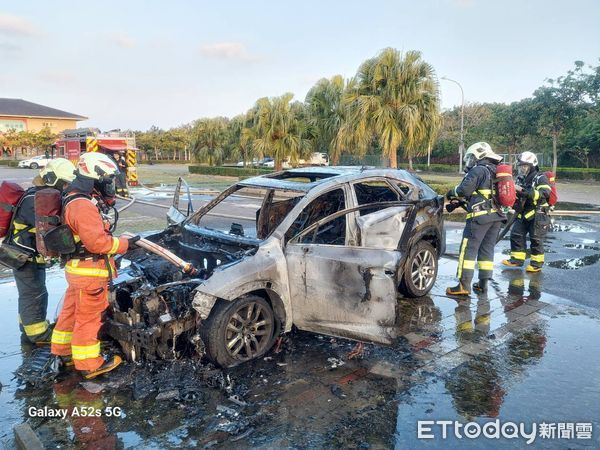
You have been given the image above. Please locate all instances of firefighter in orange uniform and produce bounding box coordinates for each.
[51,152,138,379]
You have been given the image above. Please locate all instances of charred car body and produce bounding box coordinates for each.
[107,167,446,367]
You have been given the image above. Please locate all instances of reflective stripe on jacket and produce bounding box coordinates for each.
[63,195,128,278]
[517,171,551,220]
[451,163,504,222]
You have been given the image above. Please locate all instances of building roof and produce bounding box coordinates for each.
[0,98,87,120]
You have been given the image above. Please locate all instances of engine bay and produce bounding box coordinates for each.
[106,228,257,361]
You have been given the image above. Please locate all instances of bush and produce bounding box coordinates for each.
[412,163,600,181]
[0,160,20,167]
[550,167,600,181]
[138,160,191,165]
[411,164,459,173]
[188,165,273,177]
[421,180,456,196]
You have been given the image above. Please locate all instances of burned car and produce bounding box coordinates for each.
[107,167,445,367]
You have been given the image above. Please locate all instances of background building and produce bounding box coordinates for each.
[0,98,87,133]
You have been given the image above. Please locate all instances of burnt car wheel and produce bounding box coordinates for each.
[201,295,276,367]
[400,241,438,298]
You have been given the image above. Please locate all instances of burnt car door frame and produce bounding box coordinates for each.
[283,196,419,343]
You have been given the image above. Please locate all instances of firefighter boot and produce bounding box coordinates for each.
[473,278,488,294]
[446,282,470,296]
[502,259,523,268]
[81,355,123,380]
[526,265,542,273]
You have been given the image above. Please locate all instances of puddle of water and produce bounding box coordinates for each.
[552,224,593,233]
[394,314,600,449]
[548,254,600,270]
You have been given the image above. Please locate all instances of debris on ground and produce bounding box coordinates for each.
[327,357,346,369]
[14,347,61,386]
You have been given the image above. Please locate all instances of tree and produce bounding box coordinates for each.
[305,75,346,163]
[338,48,441,169]
[251,93,313,170]
[493,99,539,161]
[192,117,229,165]
[227,112,256,167]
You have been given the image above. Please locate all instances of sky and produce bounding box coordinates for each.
[1,0,599,131]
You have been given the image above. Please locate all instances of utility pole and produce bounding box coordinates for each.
[441,77,465,173]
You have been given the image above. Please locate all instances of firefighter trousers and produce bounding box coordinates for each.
[456,218,502,287]
[13,261,50,343]
[51,272,108,371]
[509,215,548,268]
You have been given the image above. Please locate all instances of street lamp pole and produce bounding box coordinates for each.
[441,77,465,173]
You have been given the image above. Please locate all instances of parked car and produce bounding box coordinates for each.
[263,153,329,168]
[18,155,52,169]
[107,167,445,367]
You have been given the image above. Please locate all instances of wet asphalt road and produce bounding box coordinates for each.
[1,168,600,448]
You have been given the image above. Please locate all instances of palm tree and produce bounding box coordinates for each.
[227,111,260,167]
[192,117,229,166]
[305,75,346,164]
[251,93,313,170]
[339,48,441,169]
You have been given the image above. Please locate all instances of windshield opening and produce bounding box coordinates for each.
[189,186,304,240]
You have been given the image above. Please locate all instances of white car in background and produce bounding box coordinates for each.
[263,153,330,169]
[18,155,52,169]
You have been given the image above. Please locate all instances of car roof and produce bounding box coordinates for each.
[237,166,422,192]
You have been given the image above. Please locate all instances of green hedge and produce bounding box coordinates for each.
[414,163,600,181]
[188,165,273,177]
[421,180,456,196]
[137,160,191,165]
[551,168,600,181]
[0,160,19,167]
[411,164,460,173]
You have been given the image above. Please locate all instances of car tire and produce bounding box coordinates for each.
[200,295,277,368]
[399,241,438,298]
[30,163,39,169]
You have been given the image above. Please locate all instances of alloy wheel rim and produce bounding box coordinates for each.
[410,249,435,291]
[225,301,273,360]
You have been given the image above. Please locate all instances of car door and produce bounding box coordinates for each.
[284,187,401,344]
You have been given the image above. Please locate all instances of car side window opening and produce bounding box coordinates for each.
[353,180,400,216]
[395,182,413,199]
[286,188,346,245]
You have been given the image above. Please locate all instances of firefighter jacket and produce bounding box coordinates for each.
[450,162,505,223]
[63,194,128,279]
[516,170,551,221]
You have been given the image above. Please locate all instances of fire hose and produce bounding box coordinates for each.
[120,231,199,276]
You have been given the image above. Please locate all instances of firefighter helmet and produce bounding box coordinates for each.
[463,142,502,171]
[517,151,538,167]
[77,152,119,180]
[39,158,76,187]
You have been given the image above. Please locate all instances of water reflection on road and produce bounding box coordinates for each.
[0,218,599,448]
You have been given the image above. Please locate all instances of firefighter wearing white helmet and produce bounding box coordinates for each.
[446,142,506,296]
[502,151,551,272]
[6,158,76,344]
[51,151,138,378]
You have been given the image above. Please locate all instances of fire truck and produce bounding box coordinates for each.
[53,128,139,185]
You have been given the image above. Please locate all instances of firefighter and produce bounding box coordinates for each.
[115,152,129,197]
[8,158,76,344]
[446,142,506,296]
[501,152,551,272]
[50,152,138,379]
